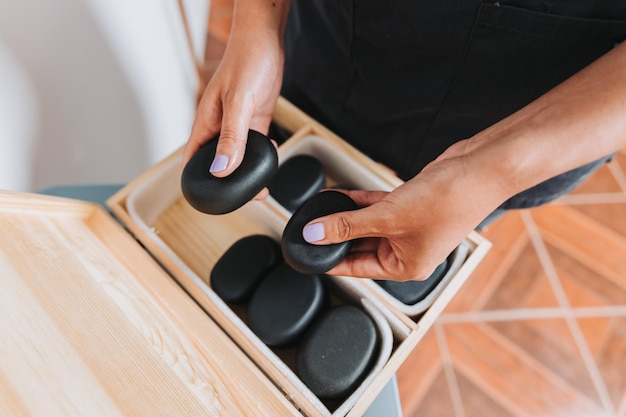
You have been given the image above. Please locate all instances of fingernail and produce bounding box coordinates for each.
[209,155,229,173]
[303,223,325,243]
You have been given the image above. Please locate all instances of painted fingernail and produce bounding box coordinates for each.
[209,155,229,173]
[303,223,325,243]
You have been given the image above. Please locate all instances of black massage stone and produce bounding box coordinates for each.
[375,257,449,304]
[296,305,378,400]
[268,154,326,212]
[181,130,278,214]
[210,235,282,304]
[247,264,326,347]
[281,190,358,274]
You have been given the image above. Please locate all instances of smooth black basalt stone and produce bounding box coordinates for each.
[296,305,378,400]
[210,235,282,304]
[181,130,278,214]
[375,257,449,305]
[281,190,358,274]
[247,264,326,347]
[268,154,326,212]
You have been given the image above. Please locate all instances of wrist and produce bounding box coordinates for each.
[436,137,524,214]
[232,0,290,44]
[417,140,511,223]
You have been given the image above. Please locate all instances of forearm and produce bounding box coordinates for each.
[465,42,626,201]
[231,0,290,43]
[183,1,290,167]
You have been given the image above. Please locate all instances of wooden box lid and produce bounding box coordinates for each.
[0,190,300,417]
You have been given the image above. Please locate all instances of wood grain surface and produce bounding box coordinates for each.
[0,191,299,417]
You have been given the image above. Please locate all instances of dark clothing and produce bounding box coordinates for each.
[282,1,626,209]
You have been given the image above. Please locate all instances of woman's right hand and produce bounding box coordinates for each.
[182,0,290,178]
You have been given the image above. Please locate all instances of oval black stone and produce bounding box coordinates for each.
[268,154,326,212]
[181,130,278,215]
[247,264,326,347]
[296,305,378,400]
[281,190,358,274]
[210,235,282,304]
[375,257,449,304]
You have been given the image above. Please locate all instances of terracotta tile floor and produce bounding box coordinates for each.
[199,3,626,416]
[400,150,626,417]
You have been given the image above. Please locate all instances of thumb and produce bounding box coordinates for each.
[302,205,386,245]
[210,100,254,178]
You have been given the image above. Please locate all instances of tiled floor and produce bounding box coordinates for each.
[198,3,626,416]
[398,151,626,417]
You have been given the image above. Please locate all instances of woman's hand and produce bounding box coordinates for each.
[302,41,626,282]
[182,0,290,181]
[301,140,506,281]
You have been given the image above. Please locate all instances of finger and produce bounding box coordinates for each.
[334,246,443,281]
[348,238,380,253]
[210,97,255,178]
[327,238,402,279]
[326,251,389,279]
[253,187,269,201]
[301,204,389,245]
[182,94,222,167]
[182,136,205,168]
[249,114,272,137]
[330,189,389,209]
[329,252,438,281]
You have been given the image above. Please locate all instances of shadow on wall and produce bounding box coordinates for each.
[0,0,207,193]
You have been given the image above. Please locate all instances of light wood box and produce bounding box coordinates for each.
[1,97,490,417]
[106,97,491,416]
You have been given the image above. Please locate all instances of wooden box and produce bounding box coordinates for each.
[1,97,490,417]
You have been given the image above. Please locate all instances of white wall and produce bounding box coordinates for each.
[0,0,209,192]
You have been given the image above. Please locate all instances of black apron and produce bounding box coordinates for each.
[281,1,626,208]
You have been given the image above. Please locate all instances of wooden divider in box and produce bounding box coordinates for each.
[106,97,491,416]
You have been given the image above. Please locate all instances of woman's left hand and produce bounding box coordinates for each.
[301,140,505,281]
[303,42,626,281]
